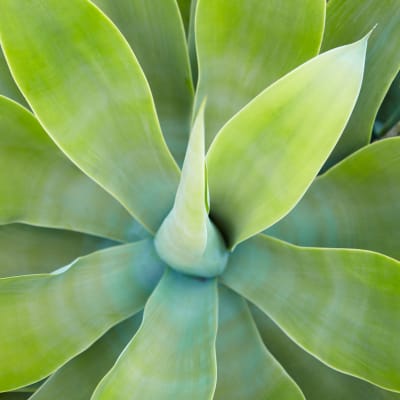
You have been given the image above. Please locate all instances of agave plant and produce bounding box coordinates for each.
[0,0,399,399]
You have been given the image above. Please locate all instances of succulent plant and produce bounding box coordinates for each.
[0,0,399,399]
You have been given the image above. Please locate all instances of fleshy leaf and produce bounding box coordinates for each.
[207,37,368,247]
[177,0,191,35]
[0,96,146,242]
[251,305,400,400]
[0,240,164,391]
[92,0,194,165]
[29,314,143,400]
[0,0,180,233]
[221,234,400,392]
[0,224,113,278]
[0,49,26,106]
[155,103,227,277]
[267,137,400,260]
[214,286,305,400]
[195,0,325,146]
[92,269,218,400]
[322,0,400,167]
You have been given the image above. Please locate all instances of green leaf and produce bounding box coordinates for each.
[0,224,113,278]
[0,240,164,392]
[207,37,368,247]
[0,96,146,242]
[0,48,26,107]
[267,137,400,260]
[155,103,227,277]
[251,305,400,400]
[92,269,218,400]
[0,0,180,233]
[91,0,194,165]
[321,0,400,168]
[0,394,31,400]
[29,313,143,400]
[214,286,305,400]
[177,0,192,35]
[195,0,325,147]
[221,234,400,392]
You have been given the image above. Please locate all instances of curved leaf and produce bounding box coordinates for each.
[0,0,180,233]
[0,240,164,392]
[0,394,30,400]
[214,286,305,400]
[251,305,400,400]
[267,138,400,260]
[0,96,145,242]
[221,234,400,392]
[0,224,113,278]
[177,0,191,34]
[322,0,400,167]
[92,0,194,165]
[195,0,325,146]
[0,49,26,106]
[155,103,227,277]
[207,37,368,247]
[30,314,143,400]
[92,269,218,400]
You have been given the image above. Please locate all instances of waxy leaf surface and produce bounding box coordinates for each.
[214,286,304,400]
[222,235,400,392]
[0,0,180,233]
[0,240,164,391]
[93,270,218,400]
[207,38,367,247]
[267,138,400,260]
[195,0,325,146]
[322,0,400,167]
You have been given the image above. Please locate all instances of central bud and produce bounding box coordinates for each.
[154,214,228,278]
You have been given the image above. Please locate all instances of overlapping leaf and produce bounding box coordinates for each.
[0,240,164,391]
[222,234,400,392]
[92,269,218,400]
[0,96,144,242]
[267,138,400,260]
[207,37,368,247]
[0,0,180,233]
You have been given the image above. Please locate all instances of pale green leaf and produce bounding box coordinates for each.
[0,49,26,106]
[0,0,180,233]
[195,0,325,146]
[91,0,194,165]
[30,313,143,400]
[322,0,400,167]
[251,305,400,400]
[221,234,400,392]
[92,269,218,400]
[0,224,113,278]
[267,137,400,260]
[0,96,146,242]
[207,37,368,247]
[214,286,305,400]
[155,103,227,277]
[0,240,164,392]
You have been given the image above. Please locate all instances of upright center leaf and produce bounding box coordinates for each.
[155,102,228,278]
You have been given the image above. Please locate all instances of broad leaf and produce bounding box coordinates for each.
[0,96,145,242]
[0,49,26,106]
[207,37,368,247]
[214,286,305,400]
[0,224,113,278]
[0,240,164,391]
[267,138,400,260]
[92,269,218,400]
[195,0,325,146]
[155,103,227,277]
[322,0,400,167]
[251,305,400,400]
[221,234,400,392]
[0,0,180,233]
[92,0,194,165]
[30,314,143,400]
